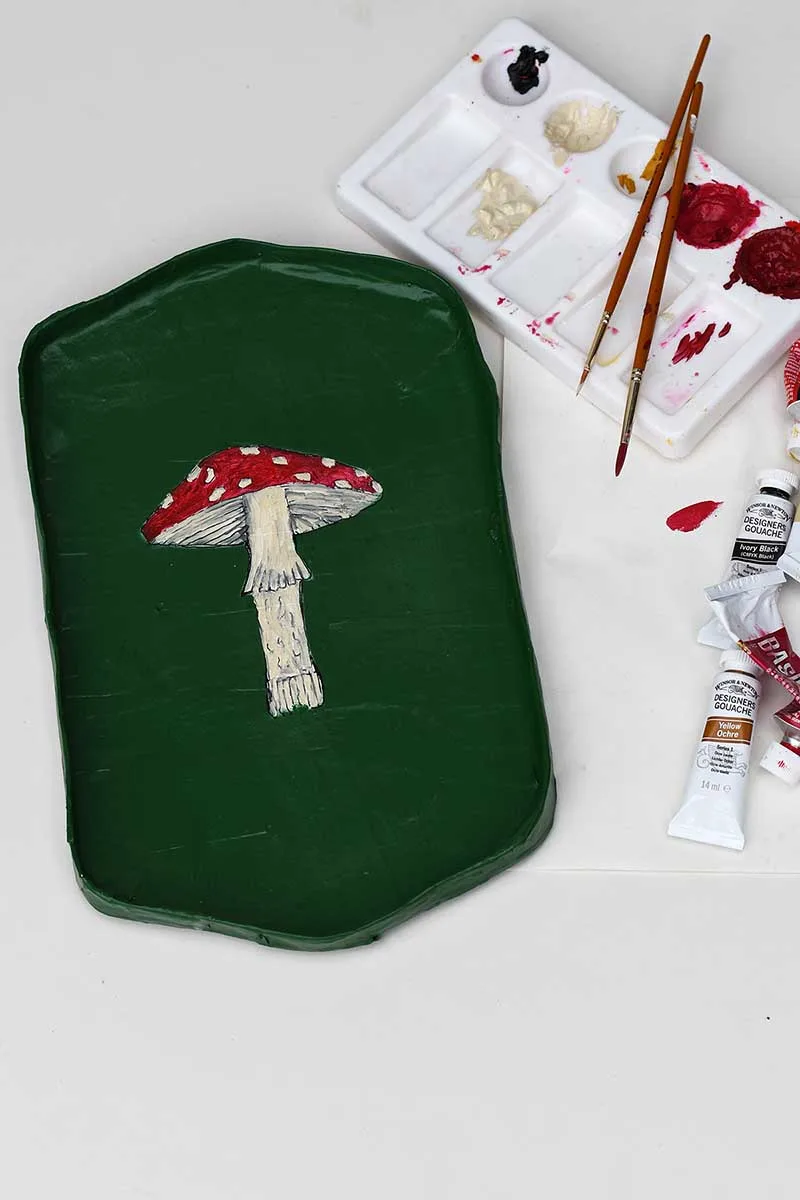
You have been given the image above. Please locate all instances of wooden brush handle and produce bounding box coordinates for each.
[605,35,709,314]
[632,82,703,372]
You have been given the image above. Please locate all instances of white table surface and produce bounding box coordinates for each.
[5,3,800,1196]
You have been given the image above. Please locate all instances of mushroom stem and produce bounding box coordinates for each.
[252,590,323,716]
[243,487,322,716]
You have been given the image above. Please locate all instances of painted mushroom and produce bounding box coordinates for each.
[142,445,382,716]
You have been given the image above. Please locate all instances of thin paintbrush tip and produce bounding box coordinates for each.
[614,442,628,477]
[576,368,588,396]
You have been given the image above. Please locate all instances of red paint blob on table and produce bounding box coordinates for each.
[672,323,716,364]
[725,222,800,298]
[718,321,732,337]
[666,500,723,533]
[676,182,761,249]
[471,53,482,62]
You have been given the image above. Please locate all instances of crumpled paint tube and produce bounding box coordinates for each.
[705,569,800,702]
[698,468,797,649]
[779,510,800,582]
[760,701,800,785]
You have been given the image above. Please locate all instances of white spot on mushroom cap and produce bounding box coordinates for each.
[205,468,215,484]
[186,466,201,482]
[161,493,174,508]
[209,486,225,503]
[295,472,312,482]
[334,479,352,489]
[240,446,260,455]
[372,481,382,494]
[355,468,368,478]
[322,457,336,468]
[238,478,252,488]
[272,455,288,465]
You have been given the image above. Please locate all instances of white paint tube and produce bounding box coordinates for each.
[668,649,762,851]
[698,468,798,650]
[705,569,800,703]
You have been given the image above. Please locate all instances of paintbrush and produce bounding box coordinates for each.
[614,81,703,476]
[577,33,710,394]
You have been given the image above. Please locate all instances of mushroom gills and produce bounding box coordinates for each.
[243,486,322,716]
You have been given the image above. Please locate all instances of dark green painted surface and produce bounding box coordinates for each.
[20,239,555,950]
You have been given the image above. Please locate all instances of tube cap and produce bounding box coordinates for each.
[720,648,762,676]
[761,739,800,786]
[757,468,800,498]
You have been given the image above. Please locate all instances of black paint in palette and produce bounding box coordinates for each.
[507,45,550,95]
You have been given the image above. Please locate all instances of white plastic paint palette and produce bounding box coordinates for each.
[337,17,800,458]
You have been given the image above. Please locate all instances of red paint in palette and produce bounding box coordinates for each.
[726,223,800,299]
[666,500,723,533]
[545,312,559,325]
[672,323,716,364]
[470,53,482,62]
[676,182,761,249]
[718,321,732,338]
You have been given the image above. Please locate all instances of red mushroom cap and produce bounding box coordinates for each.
[142,445,382,546]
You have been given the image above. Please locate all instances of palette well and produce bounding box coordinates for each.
[337,18,800,459]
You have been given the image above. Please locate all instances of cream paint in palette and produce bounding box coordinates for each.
[337,18,800,459]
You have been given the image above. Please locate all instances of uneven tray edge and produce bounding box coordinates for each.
[74,778,556,952]
[19,236,556,952]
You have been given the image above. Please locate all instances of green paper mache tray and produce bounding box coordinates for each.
[20,238,555,950]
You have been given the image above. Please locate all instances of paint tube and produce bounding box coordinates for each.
[760,701,800,785]
[698,468,798,649]
[705,569,800,703]
[668,649,762,851]
[778,512,800,583]
[784,340,800,463]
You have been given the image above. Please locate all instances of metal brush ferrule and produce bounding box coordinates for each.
[582,311,612,378]
[621,369,644,440]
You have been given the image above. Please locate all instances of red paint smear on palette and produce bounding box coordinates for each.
[471,53,482,62]
[676,182,761,249]
[660,307,703,349]
[672,323,716,364]
[545,311,559,325]
[457,263,492,276]
[718,321,732,337]
[666,500,723,533]
[726,222,800,298]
